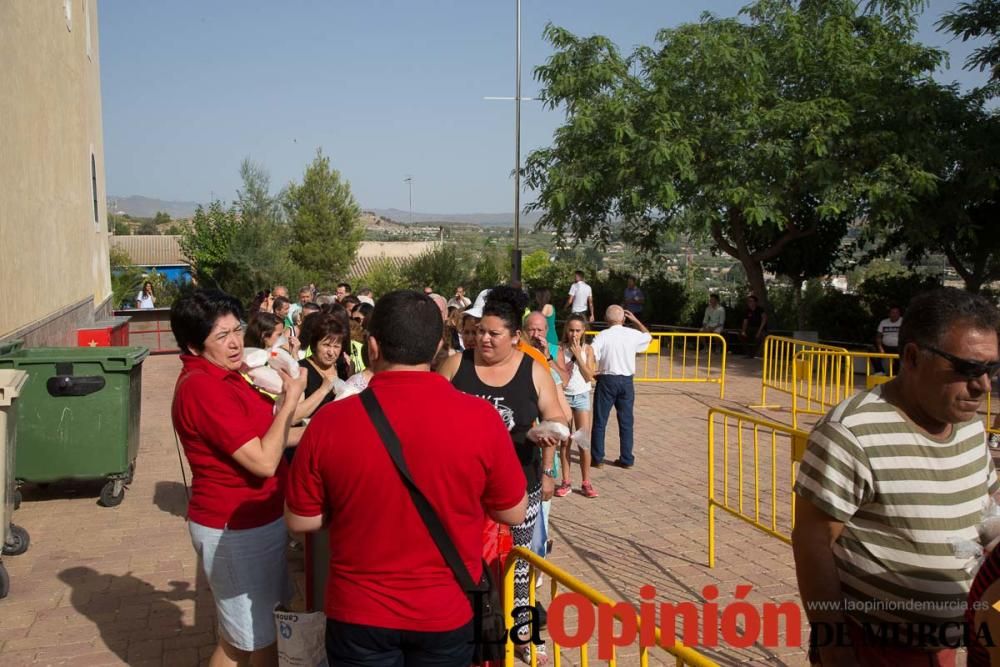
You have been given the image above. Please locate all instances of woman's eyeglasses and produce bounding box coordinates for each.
[920,344,1000,380]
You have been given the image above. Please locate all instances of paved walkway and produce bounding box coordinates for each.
[0,352,962,665]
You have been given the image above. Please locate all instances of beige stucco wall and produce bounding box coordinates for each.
[0,0,110,340]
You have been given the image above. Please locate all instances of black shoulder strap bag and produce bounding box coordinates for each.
[359,388,507,663]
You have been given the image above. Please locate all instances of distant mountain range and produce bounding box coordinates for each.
[107,196,541,228]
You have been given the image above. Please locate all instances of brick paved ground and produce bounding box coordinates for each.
[0,352,977,665]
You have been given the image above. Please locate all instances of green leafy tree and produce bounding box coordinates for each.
[401,245,470,294]
[181,161,313,304]
[523,0,942,311]
[359,260,408,297]
[469,240,510,293]
[179,201,240,291]
[938,0,1000,88]
[878,87,1000,292]
[284,149,364,285]
[153,211,172,227]
[109,246,143,308]
[137,218,160,235]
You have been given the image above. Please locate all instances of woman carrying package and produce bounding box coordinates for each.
[170,289,305,667]
[437,285,565,664]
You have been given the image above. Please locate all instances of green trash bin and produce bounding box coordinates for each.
[0,346,148,507]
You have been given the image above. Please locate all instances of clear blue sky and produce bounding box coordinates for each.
[98,0,988,214]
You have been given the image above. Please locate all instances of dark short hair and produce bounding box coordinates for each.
[483,285,529,335]
[574,269,585,277]
[302,302,320,313]
[170,289,243,354]
[337,282,352,292]
[299,312,347,355]
[342,294,361,310]
[356,302,374,330]
[710,293,720,301]
[899,288,1000,350]
[244,312,281,348]
[369,290,443,365]
[272,296,290,312]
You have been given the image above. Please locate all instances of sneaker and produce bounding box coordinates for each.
[554,481,572,497]
[580,481,599,498]
[612,459,634,469]
[990,433,1000,449]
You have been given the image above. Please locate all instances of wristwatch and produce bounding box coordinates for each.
[542,468,557,479]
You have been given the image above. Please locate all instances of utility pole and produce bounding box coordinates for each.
[512,0,522,284]
[403,175,413,225]
[484,0,532,284]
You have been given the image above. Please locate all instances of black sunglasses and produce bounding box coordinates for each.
[920,345,1000,380]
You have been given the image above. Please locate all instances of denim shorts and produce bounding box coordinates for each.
[189,516,291,651]
[566,391,591,412]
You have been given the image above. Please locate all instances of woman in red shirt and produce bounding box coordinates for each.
[170,290,305,667]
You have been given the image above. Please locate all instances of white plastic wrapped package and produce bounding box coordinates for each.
[248,366,283,395]
[527,420,570,443]
[571,428,591,451]
[268,346,301,379]
[329,377,361,402]
[243,347,269,369]
[949,497,1000,576]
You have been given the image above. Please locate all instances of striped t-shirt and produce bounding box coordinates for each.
[794,386,999,639]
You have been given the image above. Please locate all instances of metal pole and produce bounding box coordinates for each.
[512,0,523,283]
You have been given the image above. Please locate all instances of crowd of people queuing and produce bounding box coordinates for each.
[169,272,653,666]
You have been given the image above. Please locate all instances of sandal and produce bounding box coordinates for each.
[515,642,549,665]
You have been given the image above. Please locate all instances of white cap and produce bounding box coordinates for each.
[464,288,491,319]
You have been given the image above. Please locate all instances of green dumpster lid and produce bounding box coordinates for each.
[0,339,24,356]
[0,369,29,407]
[0,346,150,372]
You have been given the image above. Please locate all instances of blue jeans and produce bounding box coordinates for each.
[591,375,635,465]
[326,618,474,666]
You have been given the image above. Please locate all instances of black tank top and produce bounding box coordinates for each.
[452,349,541,490]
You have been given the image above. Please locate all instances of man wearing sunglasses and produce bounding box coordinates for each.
[792,288,1000,666]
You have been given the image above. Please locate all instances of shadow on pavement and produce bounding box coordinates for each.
[58,563,215,664]
[153,480,189,519]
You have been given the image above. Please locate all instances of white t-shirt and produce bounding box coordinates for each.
[136,292,155,309]
[568,281,592,313]
[561,347,593,396]
[591,325,652,377]
[877,317,902,347]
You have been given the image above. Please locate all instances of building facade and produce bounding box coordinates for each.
[0,0,111,345]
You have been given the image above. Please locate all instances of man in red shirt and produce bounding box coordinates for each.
[285,290,528,665]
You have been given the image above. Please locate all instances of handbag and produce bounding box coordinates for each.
[359,389,508,663]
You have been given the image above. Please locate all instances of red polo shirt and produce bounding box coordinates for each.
[286,371,526,632]
[172,354,286,529]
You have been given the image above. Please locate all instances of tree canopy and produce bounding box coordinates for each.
[284,149,364,287]
[523,0,944,307]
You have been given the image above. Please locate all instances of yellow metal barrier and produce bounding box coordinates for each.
[707,407,809,567]
[845,351,898,391]
[587,331,727,399]
[988,393,999,436]
[502,546,719,667]
[790,350,853,429]
[753,336,847,410]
